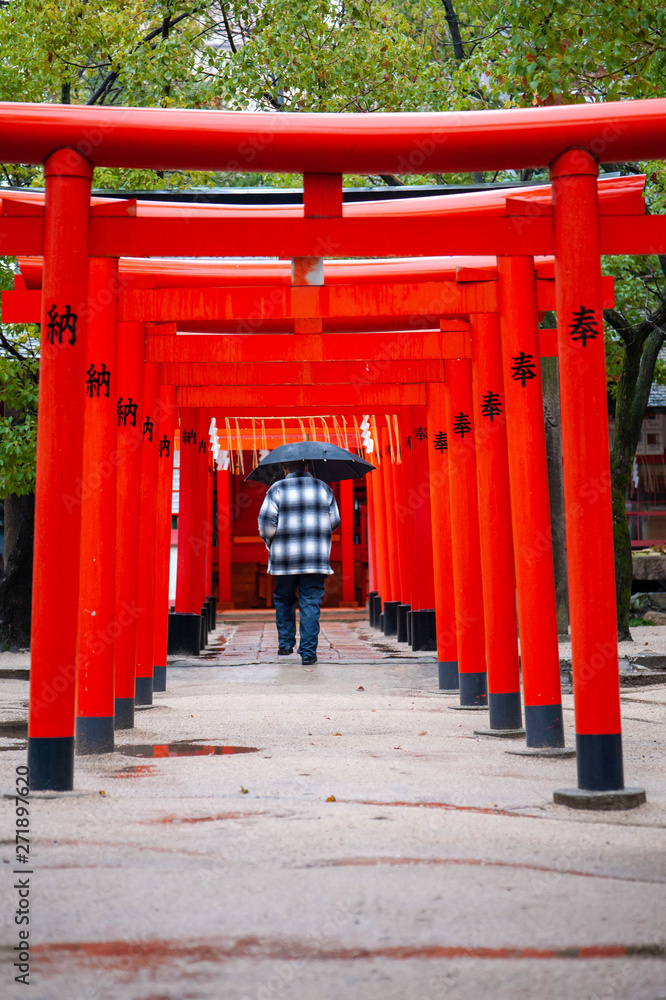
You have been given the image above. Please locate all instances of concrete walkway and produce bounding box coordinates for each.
[1,615,665,999]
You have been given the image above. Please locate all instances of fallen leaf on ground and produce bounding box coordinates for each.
[419,731,428,736]
[240,786,249,794]
[326,795,336,802]
[357,686,365,691]
[334,732,342,736]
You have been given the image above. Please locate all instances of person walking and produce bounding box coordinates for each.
[258,459,340,665]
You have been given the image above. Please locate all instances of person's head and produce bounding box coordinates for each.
[282,460,309,477]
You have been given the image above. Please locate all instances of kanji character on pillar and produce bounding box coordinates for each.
[414,426,427,442]
[510,352,537,387]
[159,435,170,458]
[142,415,154,442]
[182,429,196,444]
[117,396,138,427]
[45,303,78,346]
[434,431,448,452]
[198,440,206,454]
[453,412,472,438]
[85,363,111,398]
[569,305,599,346]
[480,390,502,421]
[404,435,412,450]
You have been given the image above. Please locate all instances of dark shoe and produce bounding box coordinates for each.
[301,656,318,666]
[278,647,294,656]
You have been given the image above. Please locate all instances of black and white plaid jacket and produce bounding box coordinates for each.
[258,472,341,576]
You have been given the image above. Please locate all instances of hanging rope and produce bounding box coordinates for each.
[342,415,349,453]
[281,418,287,445]
[385,414,395,463]
[353,415,363,454]
[392,414,402,464]
[225,417,235,474]
[298,416,307,440]
[234,417,244,475]
[251,418,259,469]
[261,419,268,451]
[320,415,331,443]
[371,415,381,464]
[309,417,317,442]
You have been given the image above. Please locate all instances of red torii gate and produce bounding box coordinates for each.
[1,100,662,809]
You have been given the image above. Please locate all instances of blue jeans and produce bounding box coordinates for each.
[273,574,326,659]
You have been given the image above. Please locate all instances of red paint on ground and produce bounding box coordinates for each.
[33,937,663,968]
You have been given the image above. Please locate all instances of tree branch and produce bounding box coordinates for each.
[441,0,465,61]
[604,307,633,345]
[220,2,237,53]
[86,7,205,106]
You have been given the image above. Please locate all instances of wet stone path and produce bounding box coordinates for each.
[199,611,434,666]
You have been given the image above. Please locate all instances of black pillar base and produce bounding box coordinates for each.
[153,665,167,692]
[524,703,565,749]
[385,600,402,634]
[167,613,201,656]
[458,671,488,707]
[575,733,626,791]
[114,697,134,730]
[76,717,114,755]
[438,660,459,690]
[411,609,437,651]
[379,612,385,631]
[371,594,382,628]
[383,600,400,636]
[206,595,217,631]
[27,736,74,791]
[200,607,209,648]
[368,591,378,624]
[406,610,413,645]
[489,691,523,731]
[135,676,153,706]
[396,604,411,642]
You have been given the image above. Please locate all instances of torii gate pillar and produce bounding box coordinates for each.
[551,150,645,807]
[28,149,92,790]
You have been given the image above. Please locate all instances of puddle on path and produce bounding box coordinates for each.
[116,741,259,758]
[113,764,158,778]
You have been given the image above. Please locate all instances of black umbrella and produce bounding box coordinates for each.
[245,440,376,486]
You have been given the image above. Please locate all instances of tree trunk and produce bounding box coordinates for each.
[609,319,665,640]
[0,493,34,649]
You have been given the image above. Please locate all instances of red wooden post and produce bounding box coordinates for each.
[28,148,92,790]
[175,407,199,613]
[114,321,145,730]
[196,408,211,623]
[339,478,355,605]
[372,456,392,607]
[365,471,378,597]
[381,427,400,597]
[134,362,161,705]
[75,256,118,755]
[498,256,564,749]
[206,439,214,600]
[551,150,644,806]
[407,405,436,612]
[425,384,458,689]
[153,384,176,692]
[442,360,487,706]
[470,312,523,733]
[171,407,203,655]
[216,465,232,606]
[392,415,412,609]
